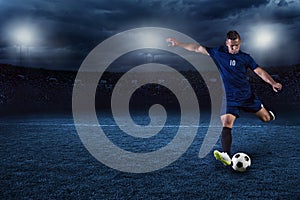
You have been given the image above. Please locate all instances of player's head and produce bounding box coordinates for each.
[226,30,241,54]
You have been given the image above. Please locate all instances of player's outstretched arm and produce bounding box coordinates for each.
[166,38,209,56]
[254,67,282,92]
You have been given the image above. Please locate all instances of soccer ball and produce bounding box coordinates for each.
[231,153,251,172]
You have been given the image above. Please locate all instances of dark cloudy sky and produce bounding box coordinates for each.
[0,0,299,70]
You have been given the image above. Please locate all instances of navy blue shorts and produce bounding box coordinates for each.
[221,94,263,118]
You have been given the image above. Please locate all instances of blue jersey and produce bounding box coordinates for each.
[206,46,258,106]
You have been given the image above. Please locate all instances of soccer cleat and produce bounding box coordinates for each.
[268,111,275,121]
[214,150,232,166]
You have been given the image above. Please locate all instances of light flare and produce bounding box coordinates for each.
[6,21,38,46]
[249,25,280,50]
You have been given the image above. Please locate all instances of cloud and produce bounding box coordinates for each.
[277,0,289,7]
[0,0,299,69]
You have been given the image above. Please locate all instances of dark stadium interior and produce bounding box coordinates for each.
[1,63,299,115]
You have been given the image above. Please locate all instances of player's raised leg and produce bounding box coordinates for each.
[255,106,275,122]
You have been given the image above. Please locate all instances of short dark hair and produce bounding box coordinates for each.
[226,30,241,40]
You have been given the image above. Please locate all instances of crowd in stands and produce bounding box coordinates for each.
[0,63,299,114]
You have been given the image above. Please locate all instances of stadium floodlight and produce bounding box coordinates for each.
[13,26,34,46]
[249,24,278,50]
[16,29,32,45]
[11,24,36,65]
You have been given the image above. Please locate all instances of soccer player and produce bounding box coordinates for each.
[167,30,282,166]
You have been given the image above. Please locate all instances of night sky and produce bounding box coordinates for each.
[0,0,299,70]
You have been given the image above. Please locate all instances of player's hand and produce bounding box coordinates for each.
[166,38,179,47]
[272,82,282,92]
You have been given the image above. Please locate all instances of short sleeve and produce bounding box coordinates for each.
[247,55,259,70]
[205,47,217,57]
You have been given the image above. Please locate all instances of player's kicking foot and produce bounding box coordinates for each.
[269,110,275,121]
[214,150,231,166]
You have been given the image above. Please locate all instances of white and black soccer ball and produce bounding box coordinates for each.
[231,153,251,172]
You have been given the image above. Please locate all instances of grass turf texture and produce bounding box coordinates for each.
[0,112,299,199]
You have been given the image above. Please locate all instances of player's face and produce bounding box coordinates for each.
[226,39,241,54]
